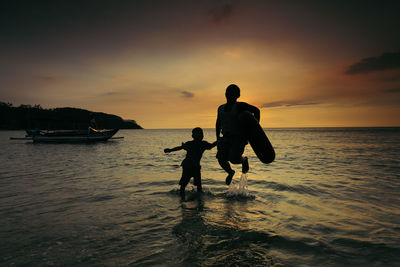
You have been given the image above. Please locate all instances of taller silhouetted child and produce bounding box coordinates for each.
[216,84,260,185]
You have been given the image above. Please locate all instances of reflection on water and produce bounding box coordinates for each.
[174,195,274,266]
[1,128,400,266]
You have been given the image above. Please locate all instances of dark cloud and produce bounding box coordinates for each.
[102,92,120,96]
[345,51,400,74]
[261,100,319,108]
[384,88,400,94]
[209,2,233,23]
[32,75,57,82]
[180,91,195,98]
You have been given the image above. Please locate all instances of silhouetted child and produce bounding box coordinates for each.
[164,127,217,200]
[216,84,260,185]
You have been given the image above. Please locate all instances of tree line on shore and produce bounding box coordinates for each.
[0,101,142,130]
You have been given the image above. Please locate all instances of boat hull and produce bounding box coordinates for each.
[29,129,119,143]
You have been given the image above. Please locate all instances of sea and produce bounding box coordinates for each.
[1,128,400,266]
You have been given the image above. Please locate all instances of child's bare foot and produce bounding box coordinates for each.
[242,157,249,173]
[225,170,235,185]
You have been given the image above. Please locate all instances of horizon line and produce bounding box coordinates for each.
[137,126,400,130]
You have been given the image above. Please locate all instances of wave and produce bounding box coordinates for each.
[170,219,400,266]
[136,180,177,187]
[168,186,255,201]
[252,180,326,196]
[88,194,116,202]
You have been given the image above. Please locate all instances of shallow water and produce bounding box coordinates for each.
[1,128,400,266]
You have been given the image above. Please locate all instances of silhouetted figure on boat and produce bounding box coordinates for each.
[89,115,99,133]
[164,127,217,200]
[216,84,261,185]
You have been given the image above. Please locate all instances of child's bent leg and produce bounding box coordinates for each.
[218,158,235,185]
[217,139,234,174]
[228,136,249,174]
[194,166,203,193]
[219,159,235,185]
[218,158,233,173]
[179,168,191,200]
[217,138,235,185]
[194,176,203,193]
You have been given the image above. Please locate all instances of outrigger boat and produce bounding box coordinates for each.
[10,129,120,143]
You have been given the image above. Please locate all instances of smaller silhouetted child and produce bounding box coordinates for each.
[164,127,217,200]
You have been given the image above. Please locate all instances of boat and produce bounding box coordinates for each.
[18,128,120,143]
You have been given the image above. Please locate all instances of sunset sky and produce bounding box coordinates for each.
[1,0,400,128]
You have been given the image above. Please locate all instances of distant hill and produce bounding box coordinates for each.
[0,102,143,130]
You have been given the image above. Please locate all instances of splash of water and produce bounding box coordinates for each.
[226,173,251,197]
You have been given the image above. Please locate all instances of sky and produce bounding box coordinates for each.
[1,0,400,129]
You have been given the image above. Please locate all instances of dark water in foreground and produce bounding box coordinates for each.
[1,128,400,266]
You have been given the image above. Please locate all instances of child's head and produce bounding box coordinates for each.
[225,84,240,103]
[192,127,204,141]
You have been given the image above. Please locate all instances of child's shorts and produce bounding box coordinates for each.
[179,166,201,187]
[216,135,248,163]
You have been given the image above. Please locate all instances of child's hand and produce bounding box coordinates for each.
[164,148,171,153]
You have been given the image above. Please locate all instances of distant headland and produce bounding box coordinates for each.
[0,101,143,130]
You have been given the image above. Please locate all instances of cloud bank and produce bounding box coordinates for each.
[345,51,400,74]
[384,88,400,94]
[180,91,195,98]
[209,2,234,23]
[261,100,320,108]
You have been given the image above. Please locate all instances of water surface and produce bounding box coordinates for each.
[1,128,400,266]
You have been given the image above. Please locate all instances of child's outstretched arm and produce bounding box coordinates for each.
[205,140,218,150]
[164,144,184,153]
[211,140,218,148]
